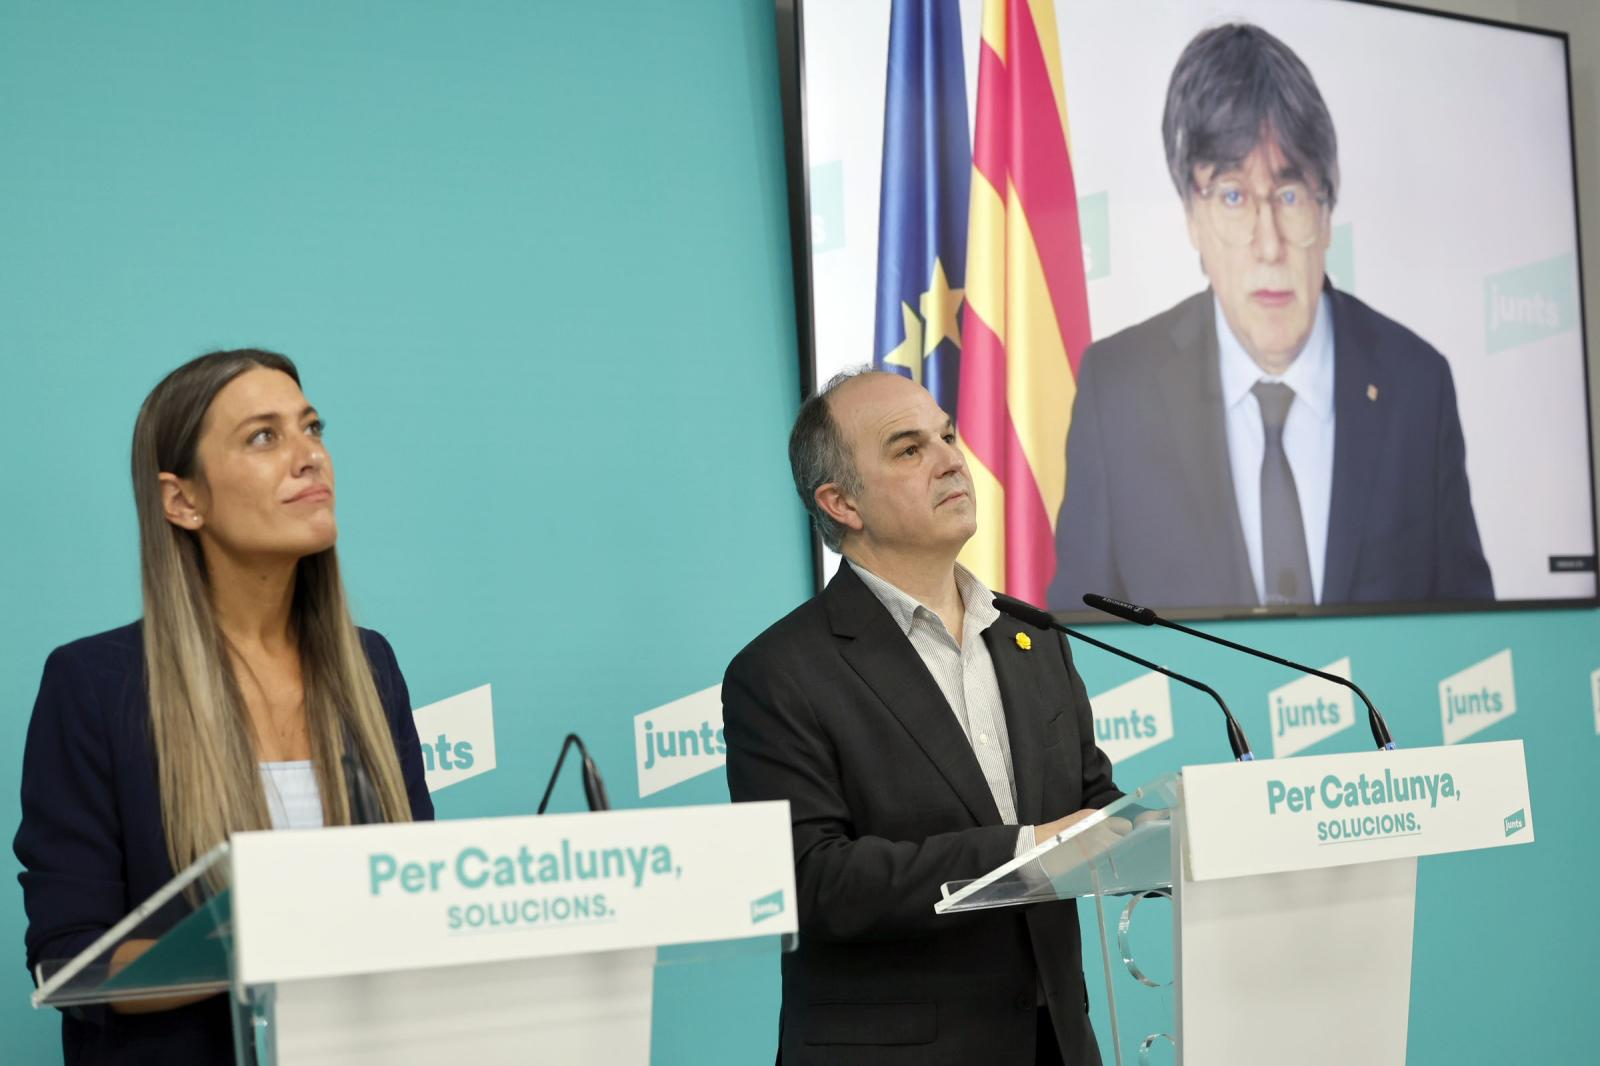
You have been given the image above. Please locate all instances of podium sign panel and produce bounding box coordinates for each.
[32,802,796,1066]
[231,801,796,986]
[1182,739,1533,882]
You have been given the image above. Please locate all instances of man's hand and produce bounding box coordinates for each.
[1034,808,1132,845]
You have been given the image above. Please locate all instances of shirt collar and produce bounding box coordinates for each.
[1215,290,1335,422]
[849,560,1000,638]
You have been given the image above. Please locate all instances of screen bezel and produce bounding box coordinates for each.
[774,0,1599,622]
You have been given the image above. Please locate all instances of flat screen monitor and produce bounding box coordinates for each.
[779,0,1596,620]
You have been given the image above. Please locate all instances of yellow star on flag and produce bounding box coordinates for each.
[920,258,965,355]
[882,301,925,385]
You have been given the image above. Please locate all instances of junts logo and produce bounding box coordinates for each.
[1088,671,1173,765]
[412,684,497,793]
[1484,253,1578,353]
[1268,658,1355,759]
[635,684,727,798]
[1439,650,1516,745]
[750,889,786,924]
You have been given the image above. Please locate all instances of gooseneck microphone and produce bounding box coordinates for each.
[536,733,612,814]
[992,593,1255,762]
[343,751,380,825]
[342,724,382,825]
[1082,593,1397,750]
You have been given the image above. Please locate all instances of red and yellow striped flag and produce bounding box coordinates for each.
[956,0,1092,604]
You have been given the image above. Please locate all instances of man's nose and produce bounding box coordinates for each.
[1252,197,1286,262]
[933,435,965,475]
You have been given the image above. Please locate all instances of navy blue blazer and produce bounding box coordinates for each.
[13,622,435,1066]
[1048,286,1494,612]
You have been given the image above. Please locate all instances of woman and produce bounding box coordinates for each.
[14,349,434,1064]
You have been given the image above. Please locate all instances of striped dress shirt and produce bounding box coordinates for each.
[851,561,1036,857]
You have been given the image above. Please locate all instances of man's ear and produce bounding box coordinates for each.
[159,473,206,531]
[814,483,864,537]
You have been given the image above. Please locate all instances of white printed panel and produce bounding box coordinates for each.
[412,684,496,792]
[1181,741,1532,882]
[231,802,797,986]
[1439,649,1517,745]
[1089,672,1173,764]
[635,684,725,798]
[1268,658,1355,758]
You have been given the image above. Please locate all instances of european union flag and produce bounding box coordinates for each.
[872,0,970,418]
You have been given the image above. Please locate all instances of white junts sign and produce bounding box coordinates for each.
[1267,658,1355,759]
[1089,671,1173,764]
[634,684,726,798]
[1438,649,1516,745]
[412,684,497,793]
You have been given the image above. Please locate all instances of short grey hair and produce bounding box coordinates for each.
[1162,23,1339,208]
[789,366,881,552]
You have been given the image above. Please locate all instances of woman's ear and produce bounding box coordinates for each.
[159,473,205,531]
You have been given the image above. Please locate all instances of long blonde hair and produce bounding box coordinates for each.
[132,349,414,879]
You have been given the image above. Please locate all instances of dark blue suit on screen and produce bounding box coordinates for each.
[13,622,435,1066]
[1047,285,1495,612]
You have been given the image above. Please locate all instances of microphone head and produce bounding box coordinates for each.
[582,756,612,812]
[1083,593,1157,625]
[990,592,1056,631]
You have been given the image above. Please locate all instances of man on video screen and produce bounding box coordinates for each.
[1048,23,1493,612]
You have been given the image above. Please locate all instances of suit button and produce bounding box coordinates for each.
[1014,993,1034,1010]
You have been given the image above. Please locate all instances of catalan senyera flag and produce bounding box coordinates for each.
[956,0,1091,604]
[872,0,970,417]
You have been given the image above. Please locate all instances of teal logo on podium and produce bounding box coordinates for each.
[750,889,785,924]
[1503,809,1526,837]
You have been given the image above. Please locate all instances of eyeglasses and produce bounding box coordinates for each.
[1194,179,1329,249]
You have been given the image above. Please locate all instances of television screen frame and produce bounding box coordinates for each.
[774,0,1599,623]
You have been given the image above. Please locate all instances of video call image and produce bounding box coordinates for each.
[796,0,1596,617]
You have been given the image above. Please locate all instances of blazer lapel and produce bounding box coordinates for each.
[1159,293,1256,603]
[1322,286,1384,603]
[981,624,1045,826]
[826,563,1005,828]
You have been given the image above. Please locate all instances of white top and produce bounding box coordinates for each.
[260,760,325,830]
[1216,292,1337,604]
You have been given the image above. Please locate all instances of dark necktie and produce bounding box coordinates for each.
[1252,381,1314,606]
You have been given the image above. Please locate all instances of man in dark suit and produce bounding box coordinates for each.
[724,369,1122,1065]
[1048,23,1493,613]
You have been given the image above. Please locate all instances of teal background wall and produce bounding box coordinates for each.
[0,2,806,1061]
[0,2,1597,1064]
